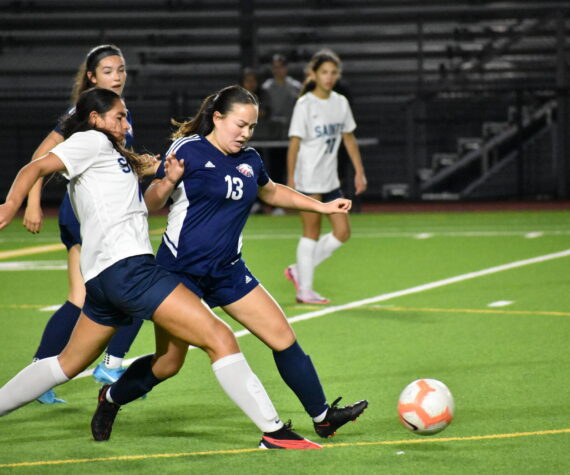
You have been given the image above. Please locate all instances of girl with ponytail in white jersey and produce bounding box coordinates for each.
[0,88,320,450]
[24,45,147,404]
[285,49,367,304]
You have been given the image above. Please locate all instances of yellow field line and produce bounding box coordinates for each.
[0,243,65,260]
[1,428,569,469]
[367,306,570,317]
[0,228,165,261]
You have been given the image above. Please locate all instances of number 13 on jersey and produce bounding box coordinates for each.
[224,175,244,200]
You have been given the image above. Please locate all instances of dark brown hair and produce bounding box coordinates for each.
[71,44,125,104]
[172,85,259,139]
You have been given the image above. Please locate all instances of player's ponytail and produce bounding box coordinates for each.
[171,85,259,139]
[300,49,342,96]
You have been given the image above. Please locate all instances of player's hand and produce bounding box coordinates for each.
[138,154,161,176]
[321,198,352,214]
[0,202,18,231]
[354,173,367,195]
[23,204,44,234]
[164,153,184,185]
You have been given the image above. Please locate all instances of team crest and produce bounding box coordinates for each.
[236,163,254,177]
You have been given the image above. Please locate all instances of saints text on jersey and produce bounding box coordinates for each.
[314,123,344,137]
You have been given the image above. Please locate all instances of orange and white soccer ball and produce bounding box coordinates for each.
[398,378,454,435]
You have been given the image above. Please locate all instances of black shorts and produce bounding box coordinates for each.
[171,259,259,309]
[298,188,343,203]
[83,254,181,327]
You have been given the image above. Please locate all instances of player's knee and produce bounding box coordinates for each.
[205,323,240,358]
[335,228,351,242]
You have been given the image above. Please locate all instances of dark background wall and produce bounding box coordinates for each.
[0,0,568,204]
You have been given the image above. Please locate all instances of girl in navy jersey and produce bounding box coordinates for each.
[0,88,320,450]
[23,45,147,403]
[131,85,367,440]
[285,49,367,304]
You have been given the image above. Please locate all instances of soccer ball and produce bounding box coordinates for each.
[398,378,454,435]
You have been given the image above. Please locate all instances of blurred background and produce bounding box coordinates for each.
[0,0,568,206]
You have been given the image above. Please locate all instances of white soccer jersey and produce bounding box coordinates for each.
[51,130,153,281]
[288,91,356,193]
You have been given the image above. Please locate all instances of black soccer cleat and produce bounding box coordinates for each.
[314,397,369,438]
[259,421,322,449]
[91,384,121,441]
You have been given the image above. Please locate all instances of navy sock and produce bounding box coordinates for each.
[106,319,144,358]
[110,355,161,405]
[34,301,81,359]
[273,341,328,418]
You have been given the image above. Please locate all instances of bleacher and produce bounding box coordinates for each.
[0,0,568,202]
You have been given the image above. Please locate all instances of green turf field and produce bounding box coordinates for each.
[1,209,569,474]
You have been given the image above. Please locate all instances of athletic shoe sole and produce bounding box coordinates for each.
[259,436,322,449]
[296,296,330,305]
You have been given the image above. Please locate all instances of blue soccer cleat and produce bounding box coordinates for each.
[37,389,66,404]
[92,362,126,385]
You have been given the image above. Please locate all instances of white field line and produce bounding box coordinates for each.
[74,248,570,379]
[3,228,570,249]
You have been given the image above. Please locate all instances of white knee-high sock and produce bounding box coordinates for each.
[296,237,317,291]
[212,353,282,433]
[313,232,343,268]
[0,356,69,416]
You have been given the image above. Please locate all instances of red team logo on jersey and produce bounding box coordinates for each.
[236,163,254,177]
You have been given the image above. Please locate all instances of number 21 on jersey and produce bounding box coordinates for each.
[224,175,243,200]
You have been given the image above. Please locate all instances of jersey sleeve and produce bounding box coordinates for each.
[342,97,357,133]
[154,158,166,179]
[288,99,308,139]
[51,130,103,180]
[250,148,270,186]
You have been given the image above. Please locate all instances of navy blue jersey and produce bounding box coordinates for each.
[155,135,270,277]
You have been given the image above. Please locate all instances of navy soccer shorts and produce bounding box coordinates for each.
[172,258,259,309]
[83,254,181,327]
[58,192,82,249]
[299,188,344,203]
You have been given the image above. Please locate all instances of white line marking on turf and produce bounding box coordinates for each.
[0,260,67,271]
[40,305,63,312]
[74,248,570,379]
[488,300,513,307]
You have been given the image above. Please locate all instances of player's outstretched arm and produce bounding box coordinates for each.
[144,153,184,212]
[258,181,351,215]
[0,152,65,231]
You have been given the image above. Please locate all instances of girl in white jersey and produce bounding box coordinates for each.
[24,45,146,404]
[0,88,320,450]
[286,49,367,304]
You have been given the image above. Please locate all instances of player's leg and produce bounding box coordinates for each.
[223,285,327,415]
[0,314,115,416]
[312,212,350,267]
[91,324,189,441]
[92,320,144,384]
[223,285,367,438]
[144,284,319,448]
[287,206,330,304]
[33,243,84,404]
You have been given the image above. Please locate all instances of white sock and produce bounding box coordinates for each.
[104,354,123,370]
[312,407,328,423]
[296,237,317,291]
[0,356,69,416]
[212,353,282,434]
[313,233,343,268]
